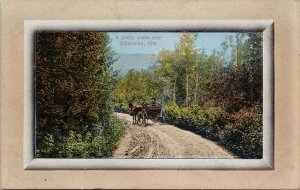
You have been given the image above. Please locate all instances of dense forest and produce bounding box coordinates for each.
[113,32,263,158]
[35,32,124,158]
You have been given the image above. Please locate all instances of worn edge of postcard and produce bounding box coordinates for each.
[23,20,274,170]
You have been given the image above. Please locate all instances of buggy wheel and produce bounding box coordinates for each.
[142,111,148,126]
[137,112,144,126]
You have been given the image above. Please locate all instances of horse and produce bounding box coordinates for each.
[128,103,143,125]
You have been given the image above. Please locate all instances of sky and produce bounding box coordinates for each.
[108,32,237,55]
[108,32,239,75]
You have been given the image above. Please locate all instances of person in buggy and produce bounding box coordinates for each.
[149,98,165,123]
[151,97,157,105]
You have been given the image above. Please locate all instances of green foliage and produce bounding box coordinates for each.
[153,32,263,111]
[91,116,125,157]
[37,117,124,158]
[112,69,163,105]
[64,131,92,158]
[154,33,223,106]
[91,136,106,157]
[35,32,123,158]
[38,134,56,157]
[36,32,116,132]
[165,102,262,158]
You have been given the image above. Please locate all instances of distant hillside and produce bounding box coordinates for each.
[113,53,157,76]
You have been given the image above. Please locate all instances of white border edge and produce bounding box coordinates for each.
[24,22,34,169]
[25,158,271,170]
[24,20,274,170]
[262,22,274,169]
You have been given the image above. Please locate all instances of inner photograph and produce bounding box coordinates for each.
[34,31,263,159]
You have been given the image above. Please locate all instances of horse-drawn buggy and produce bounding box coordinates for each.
[129,102,165,126]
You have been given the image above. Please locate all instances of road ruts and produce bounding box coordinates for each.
[113,112,234,158]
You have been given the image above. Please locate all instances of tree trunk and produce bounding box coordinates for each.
[186,72,189,105]
[235,34,239,67]
[173,78,176,101]
[194,72,199,103]
[235,48,238,66]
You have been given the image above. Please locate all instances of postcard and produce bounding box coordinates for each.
[1,0,299,189]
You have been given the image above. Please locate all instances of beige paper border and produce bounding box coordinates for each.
[1,0,299,189]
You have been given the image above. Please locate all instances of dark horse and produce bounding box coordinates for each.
[128,102,143,125]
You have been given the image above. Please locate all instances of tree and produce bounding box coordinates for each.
[155,33,223,106]
[232,33,247,67]
[196,51,222,105]
[36,32,116,154]
[206,32,263,112]
[112,69,162,106]
[154,49,176,101]
[174,33,198,105]
[243,32,263,104]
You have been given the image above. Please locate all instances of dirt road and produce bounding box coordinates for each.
[113,113,234,158]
